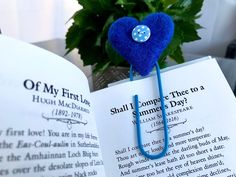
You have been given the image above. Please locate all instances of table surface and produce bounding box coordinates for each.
[33,39,236,96]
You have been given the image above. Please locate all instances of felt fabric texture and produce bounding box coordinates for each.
[108,13,174,76]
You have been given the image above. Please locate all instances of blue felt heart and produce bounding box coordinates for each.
[108,13,174,76]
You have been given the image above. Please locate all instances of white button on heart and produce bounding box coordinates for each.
[132,25,151,43]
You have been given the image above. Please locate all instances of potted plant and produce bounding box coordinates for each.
[66,0,204,88]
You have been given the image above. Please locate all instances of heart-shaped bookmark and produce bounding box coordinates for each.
[108,13,174,160]
[108,12,174,76]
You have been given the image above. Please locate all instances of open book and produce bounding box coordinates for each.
[1,36,236,177]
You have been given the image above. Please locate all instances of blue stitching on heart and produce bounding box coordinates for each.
[108,13,174,76]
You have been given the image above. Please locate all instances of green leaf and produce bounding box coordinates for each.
[79,46,104,65]
[99,0,114,9]
[77,0,115,13]
[103,14,115,31]
[130,12,150,21]
[115,0,136,12]
[65,23,81,54]
[77,0,103,12]
[184,0,204,16]
[158,59,167,69]
[105,41,124,65]
[169,0,204,17]
[169,46,184,64]
[78,0,96,9]
[115,0,127,4]
[73,9,96,29]
[77,29,105,65]
[101,14,115,39]
[193,22,203,30]
[159,25,183,61]
[143,0,157,12]
[93,61,111,73]
[176,20,201,42]
[161,0,178,9]
[95,34,102,47]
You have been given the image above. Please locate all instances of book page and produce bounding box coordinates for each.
[0,36,105,177]
[92,58,236,177]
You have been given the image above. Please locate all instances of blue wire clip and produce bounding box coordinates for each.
[130,62,169,160]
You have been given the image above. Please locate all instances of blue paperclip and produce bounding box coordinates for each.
[130,62,169,160]
[108,12,174,160]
